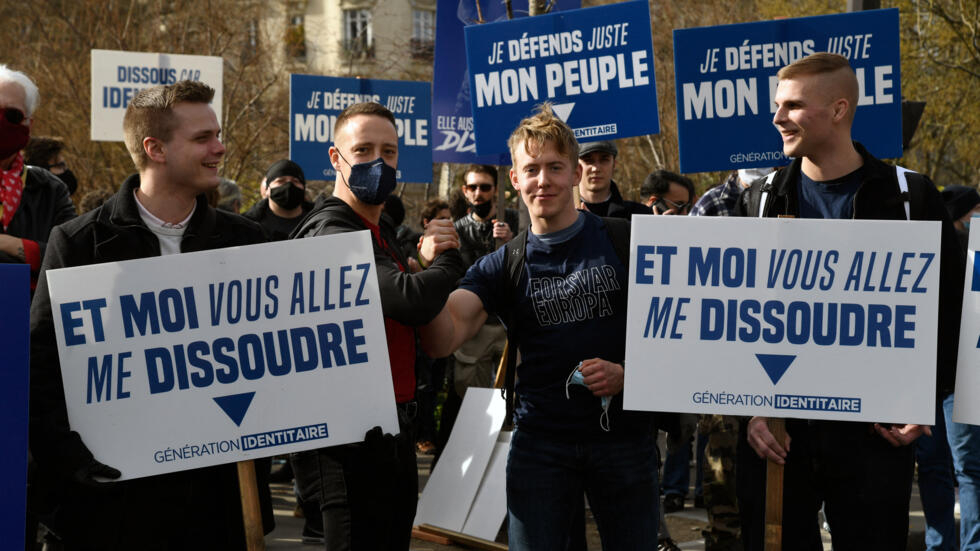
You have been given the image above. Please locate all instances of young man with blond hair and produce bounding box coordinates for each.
[736,52,964,550]
[29,80,269,549]
[422,105,657,550]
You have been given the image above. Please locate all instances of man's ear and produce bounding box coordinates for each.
[329,146,341,171]
[143,137,166,164]
[509,168,520,191]
[832,98,849,122]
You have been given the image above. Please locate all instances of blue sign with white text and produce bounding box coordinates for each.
[0,264,29,551]
[290,75,432,183]
[465,1,659,156]
[673,9,902,174]
[432,0,580,164]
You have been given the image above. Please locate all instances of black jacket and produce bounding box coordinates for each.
[292,195,464,326]
[1,165,75,265]
[736,143,965,398]
[242,197,314,241]
[454,207,519,268]
[29,174,270,549]
[580,180,651,220]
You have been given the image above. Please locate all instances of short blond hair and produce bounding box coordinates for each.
[778,53,858,120]
[123,81,215,171]
[507,103,579,165]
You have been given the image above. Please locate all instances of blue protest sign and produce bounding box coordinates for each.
[0,264,29,550]
[465,1,659,156]
[290,75,432,183]
[432,0,580,164]
[673,9,902,174]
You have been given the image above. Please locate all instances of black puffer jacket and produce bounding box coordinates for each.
[736,142,965,398]
[29,174,270,549]
[454,207,519,268]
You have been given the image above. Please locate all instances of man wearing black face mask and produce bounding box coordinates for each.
[289,102,464,551]
[243,159,313,241]
[25,136,79,196]
[0,65,75,293]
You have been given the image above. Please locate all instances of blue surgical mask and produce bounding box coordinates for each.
[565,362,611,432]
[967,213,980,230]
[337,152,397,205]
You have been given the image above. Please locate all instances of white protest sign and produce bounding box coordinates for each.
[953,224,980,424]
[90,49,223,141]
[625,216,940,424]
[46,232,398,480]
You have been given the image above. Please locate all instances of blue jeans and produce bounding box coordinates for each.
[507,429,659,551]
[945,393,980,550]
[916,399,955,551]
[663,414,698,497]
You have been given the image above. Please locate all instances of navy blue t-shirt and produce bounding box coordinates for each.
[798,167,864,219]
[459,212,651,440]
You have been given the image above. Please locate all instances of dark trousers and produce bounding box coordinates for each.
[737,419,914,551]
[293,407,418,551]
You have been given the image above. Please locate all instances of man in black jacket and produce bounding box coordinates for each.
[290,102,464,551]
[29,81,270,549]
[577,140,650,219]
[244,159,314,240]
[735,52,964,550]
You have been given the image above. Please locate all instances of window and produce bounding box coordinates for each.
[285,14,306,59]
[411,9,435,59]
[343,9,373,57]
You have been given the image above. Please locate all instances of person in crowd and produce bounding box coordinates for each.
[413,198,452,456]
[29,80,272,549]
[577,140,650,219]
[0,66,75,293]
[420,104,658,550]
[437,164,518,450]
[289,101,464,551]
[640,170,694,215]
[941,184,980,251]
[24,136,78,196]
[734,52,964,550]
[692,168,771,217]
[244,159,314,240]
[215,177,242,213]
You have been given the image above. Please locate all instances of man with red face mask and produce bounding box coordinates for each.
[0,65,75,292]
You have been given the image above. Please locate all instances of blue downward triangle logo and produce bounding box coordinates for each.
[213,392,255,427]
[755,354,796,385]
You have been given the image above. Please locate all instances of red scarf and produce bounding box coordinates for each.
[0,153,25,231]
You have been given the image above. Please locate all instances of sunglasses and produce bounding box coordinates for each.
[464,183,493,192]
[2,107,25,125]
[655,197,691,213]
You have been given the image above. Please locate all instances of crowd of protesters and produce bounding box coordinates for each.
[5,50,980,551]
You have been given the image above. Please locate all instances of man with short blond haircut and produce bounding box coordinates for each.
[421,105,657,550]
[29,80,269,549]
[735,52,964,550]
[290,101,464,551]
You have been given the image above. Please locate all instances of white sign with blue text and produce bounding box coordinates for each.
[673,9,901,174]
[625,217,939,424]
[953,225,980,424]
[464,0,659,156]
[46,232,398,480]
[90,49,223,142]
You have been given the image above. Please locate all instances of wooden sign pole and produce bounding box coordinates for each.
[237,460,266,551]
[764,418,787,551]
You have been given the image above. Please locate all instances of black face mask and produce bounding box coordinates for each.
[269,184,305,210]
[469,200,493,219]
[56,169,78,195]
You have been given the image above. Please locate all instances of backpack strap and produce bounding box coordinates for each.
[758,171,778,218]
[600,216,631,268]
[499,229,529,429]
[895,165,915,221]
